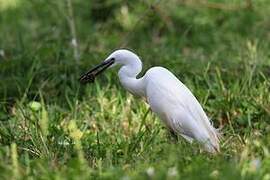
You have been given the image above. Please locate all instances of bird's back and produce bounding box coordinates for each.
[143,67,219,153]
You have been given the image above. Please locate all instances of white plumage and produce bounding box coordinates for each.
[80,49,220,153]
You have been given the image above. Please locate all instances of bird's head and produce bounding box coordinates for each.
[79,49,141,84]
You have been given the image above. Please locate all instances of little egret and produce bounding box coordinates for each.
[79,49,220,153]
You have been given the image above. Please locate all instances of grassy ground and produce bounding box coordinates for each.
[0,0,270,179]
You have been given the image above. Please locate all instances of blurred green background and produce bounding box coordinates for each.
[0,0,270,179]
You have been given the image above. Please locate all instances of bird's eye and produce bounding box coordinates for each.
[111,58,115,61]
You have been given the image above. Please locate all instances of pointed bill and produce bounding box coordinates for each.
[79,58,115,84]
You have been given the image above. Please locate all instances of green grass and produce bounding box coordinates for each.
[0,0,270,179]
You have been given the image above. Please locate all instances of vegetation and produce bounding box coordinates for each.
[0,0,270,179]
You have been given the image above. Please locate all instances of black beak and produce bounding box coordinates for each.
[79,58,115,84]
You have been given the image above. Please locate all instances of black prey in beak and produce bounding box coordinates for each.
[79,58,115,84]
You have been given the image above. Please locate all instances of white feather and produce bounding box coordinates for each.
[105,49,220,153]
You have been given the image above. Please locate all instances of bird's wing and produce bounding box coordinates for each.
[145,67,219,152]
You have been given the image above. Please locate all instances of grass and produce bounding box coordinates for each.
[0,0,270,179]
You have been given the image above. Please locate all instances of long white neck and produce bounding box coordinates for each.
[118,57,145,98]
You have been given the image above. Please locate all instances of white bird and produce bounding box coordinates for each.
[79,49,220,153]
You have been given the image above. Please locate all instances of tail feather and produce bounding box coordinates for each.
[204,126,220,153]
